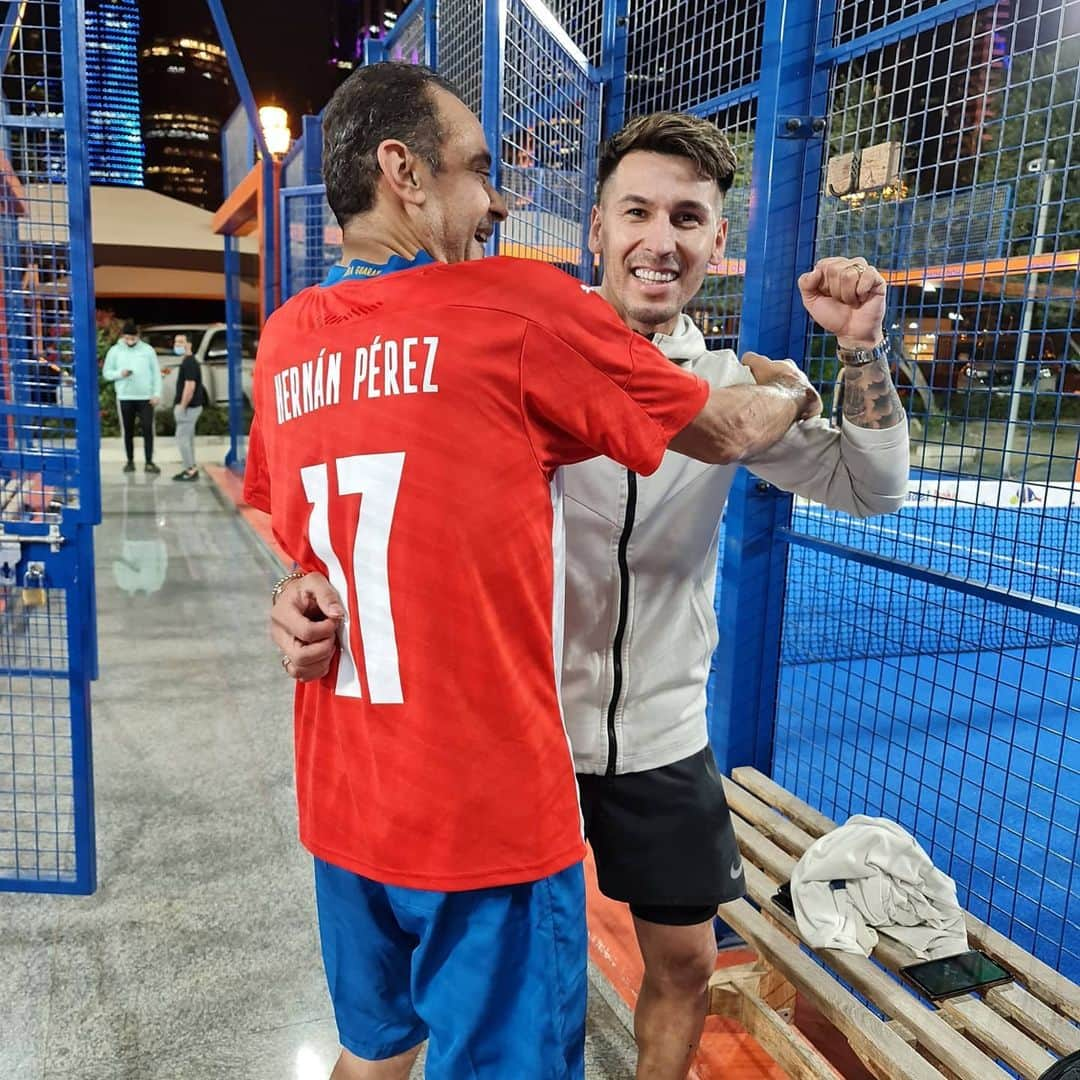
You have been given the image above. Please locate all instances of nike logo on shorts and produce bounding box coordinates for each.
[730,857,744,879]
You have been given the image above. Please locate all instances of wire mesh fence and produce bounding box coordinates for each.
[386,2,427,64]
[0,2,81,519]
[624,0,763,117]
[222,104,254,197]
[0,586,76,884]
[0,0,97,894]
[770,0,1080,978]
[499,0,601,278]
[281,187,342,298]
[438,0,483,116]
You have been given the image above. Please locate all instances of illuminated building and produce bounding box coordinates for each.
[85,0,144,185]
[140,36,234,209]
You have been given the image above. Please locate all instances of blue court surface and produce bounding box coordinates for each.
[773,642,1079,982]
[711,491,1080,982]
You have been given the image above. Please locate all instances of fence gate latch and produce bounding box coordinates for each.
[0,543,19,585]
[779,115,826,139]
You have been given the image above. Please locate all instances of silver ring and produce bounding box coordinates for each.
[281,654,292,671]
[848,261,867,275]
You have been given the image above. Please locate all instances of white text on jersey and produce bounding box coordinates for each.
[274,337,439,425]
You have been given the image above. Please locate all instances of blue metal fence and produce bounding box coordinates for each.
[260,0,1080,981]
[737,0,1080,982]
[0,0,100,894]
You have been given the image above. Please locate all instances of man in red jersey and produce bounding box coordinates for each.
[246,63,817,1080]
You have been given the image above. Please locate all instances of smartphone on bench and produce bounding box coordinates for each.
[770,881,1013,1002]
[901,950,1013,1001]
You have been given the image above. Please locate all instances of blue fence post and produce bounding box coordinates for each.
[63,0,100,529]
[63,0,99,894]
[223,233,243,470]
[600,0,628,138]
[481,0,505,254]
[425,0,438,69]
[706,0,836,775]
[365,37,388,65]
[262,154,279,320]
[67,528,97,894]
[205,0,273,471]
[302,114,322,184]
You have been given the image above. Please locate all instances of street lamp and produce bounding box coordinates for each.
[259,105,291,157]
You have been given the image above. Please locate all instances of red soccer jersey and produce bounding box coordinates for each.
[245,256,709,890]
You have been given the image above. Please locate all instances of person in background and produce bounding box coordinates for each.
[102,320,162,474]
[171,333,205,482]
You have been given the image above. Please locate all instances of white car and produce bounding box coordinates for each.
[141,323,259,410]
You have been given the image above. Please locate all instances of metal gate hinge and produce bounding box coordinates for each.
[779,115,826,139]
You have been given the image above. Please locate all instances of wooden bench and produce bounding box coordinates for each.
[707,767,1080,1080]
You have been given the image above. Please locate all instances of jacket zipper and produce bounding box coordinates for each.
[605,469,637,776]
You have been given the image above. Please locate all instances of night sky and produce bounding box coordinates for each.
[140,0,341,132]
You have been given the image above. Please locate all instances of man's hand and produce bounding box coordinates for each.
[149,397,160,407]
[272,571,345,682]
[798,257,887,350]
[742,351,822,421]
[120,369,132,378]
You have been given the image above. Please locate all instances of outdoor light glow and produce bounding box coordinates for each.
[259,105,291,156]
[923,281,938,293]
[908,322,919,329]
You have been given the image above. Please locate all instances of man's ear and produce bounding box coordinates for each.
[712,217,728,264]
[587,204,603,255]
[375,139,426,206]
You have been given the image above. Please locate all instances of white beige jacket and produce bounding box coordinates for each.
[562,314,910,775]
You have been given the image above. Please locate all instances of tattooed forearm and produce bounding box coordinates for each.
[840,358,906,429]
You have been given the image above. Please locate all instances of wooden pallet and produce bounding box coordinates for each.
[708,768,1080,1080]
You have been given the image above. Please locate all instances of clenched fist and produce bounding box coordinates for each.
[798,257,886,350]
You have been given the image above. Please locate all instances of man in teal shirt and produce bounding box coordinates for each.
[103,320,163,474]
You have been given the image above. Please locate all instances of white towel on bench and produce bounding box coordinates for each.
[790,815,969,959]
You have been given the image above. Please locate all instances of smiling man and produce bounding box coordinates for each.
[564,113,908,1078]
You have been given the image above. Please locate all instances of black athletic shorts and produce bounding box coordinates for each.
[577,746,746,926]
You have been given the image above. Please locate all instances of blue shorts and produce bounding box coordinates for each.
[313,858,587,1079]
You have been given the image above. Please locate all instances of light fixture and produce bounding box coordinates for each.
[923,281,938,293]
[259,105,291,157]
[908,321,919,330]
[947,312,964,322]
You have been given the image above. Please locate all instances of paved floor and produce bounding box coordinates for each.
[1,445,637,1080]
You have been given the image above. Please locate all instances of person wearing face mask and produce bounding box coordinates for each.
[102,320,162,474]
[171,333,205,481]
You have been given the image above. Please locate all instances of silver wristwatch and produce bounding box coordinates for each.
[837,339,889,367]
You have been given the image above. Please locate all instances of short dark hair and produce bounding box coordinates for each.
[597,113,737,202]
[322,61,460,229]
[122,319,138,336]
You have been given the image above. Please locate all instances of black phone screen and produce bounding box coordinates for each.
[901,950,1012,1000]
